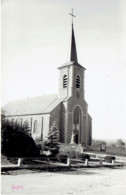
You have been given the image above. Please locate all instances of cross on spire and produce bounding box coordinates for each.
[69,9,76,24]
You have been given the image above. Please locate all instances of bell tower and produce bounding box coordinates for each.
[58,10,86,99]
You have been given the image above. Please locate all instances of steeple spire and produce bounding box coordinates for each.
[69,9,78,63]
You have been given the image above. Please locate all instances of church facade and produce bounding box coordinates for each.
[4,22,92,146]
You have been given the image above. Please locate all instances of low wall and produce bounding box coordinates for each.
[106,147,126,156]
[86,145,101,152]
[86,145,126,156]
[59,143,83,153]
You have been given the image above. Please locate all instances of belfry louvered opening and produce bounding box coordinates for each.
[63,75,67,88]
[76,75,80,88]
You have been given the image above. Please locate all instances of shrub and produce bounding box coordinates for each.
[104,156,116,163]
[39,154,50,161]
[66,151,76,158]
[41,122,60,156]
[76,153,90,160]
[1,119,39,157]
[8,158,18,164]
[92,139,107,147]
[56,154,68,163]
[116,139,125,147]
[49,155,58,162]
[58,150,76,158]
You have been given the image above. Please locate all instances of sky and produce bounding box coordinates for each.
[1,0,126,140]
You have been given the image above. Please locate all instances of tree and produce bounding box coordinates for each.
[43,122,60,155]
[92,139,107,147]
[1,119,39,157]
[116,139,125,147]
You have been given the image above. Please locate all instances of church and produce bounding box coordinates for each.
[3,18,92,146]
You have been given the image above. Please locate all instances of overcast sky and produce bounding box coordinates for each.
[1,0,126,140]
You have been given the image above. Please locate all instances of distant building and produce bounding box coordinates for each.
[3,20,92,146]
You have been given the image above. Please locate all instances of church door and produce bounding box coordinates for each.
[72,106,82,144]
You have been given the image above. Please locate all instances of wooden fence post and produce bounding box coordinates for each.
[67,158,70,166]
[85,159,88,166]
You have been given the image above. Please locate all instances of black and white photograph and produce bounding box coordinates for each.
[1,0,126,194]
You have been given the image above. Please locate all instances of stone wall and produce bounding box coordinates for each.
[60,101,67,142]
[86,145,126,156]
[50,104,61,130]
[59,143,84,153]
[86,114,92,145]
[86,145,101,151]
[65,95,89,145]
[106,147,126,156]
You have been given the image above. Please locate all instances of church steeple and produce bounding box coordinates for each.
[58,10,85,99]
[69,9,78,63]
[70,24,78,63]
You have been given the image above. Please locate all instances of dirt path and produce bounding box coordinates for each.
[1,167,126,195]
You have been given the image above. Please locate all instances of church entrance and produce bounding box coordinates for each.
[71,106,82,144]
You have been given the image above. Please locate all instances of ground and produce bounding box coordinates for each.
[1,166,126,195]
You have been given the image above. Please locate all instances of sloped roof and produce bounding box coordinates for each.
[3,94,65,116]
[70,23,78,63]
[58,23,86,70]
[58,61,85,70]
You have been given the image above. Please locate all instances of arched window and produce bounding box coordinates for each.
[74,107,80,124]
[72,106,82,144]
[63,75,67,88]
[76,75,80,88]
[33,120,38,133]
[24,120,29,128]
[11,118,14,123]
[15,118,20,124]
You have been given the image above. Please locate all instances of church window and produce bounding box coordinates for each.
[24,120,29,128]
[11,118,14,123]
[76,75,80,88]
[15,118,20,124]
[21,118,23,126]
[33,120,39,133]
[74,107,80,124]
[63,75,67,88]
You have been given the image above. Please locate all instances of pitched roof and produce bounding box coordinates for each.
[58,61,85,70]
[3,94,65,116]
[58,23,85,70]
[70,23,78,63]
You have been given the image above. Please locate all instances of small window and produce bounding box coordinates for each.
[63,75,67,88]
[76,75,80,88]
[33,120,39,133]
